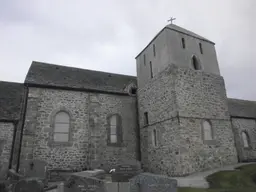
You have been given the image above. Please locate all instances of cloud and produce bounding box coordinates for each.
[0,0,255,100]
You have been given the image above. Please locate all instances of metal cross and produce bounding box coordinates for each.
[168,17,176,24]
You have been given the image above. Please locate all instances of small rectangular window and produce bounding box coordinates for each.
[153,44,156,57]
[144,112,149,125]
[182,38,185,49]
[149,61,153,78]
[143,54,146,65]
[199,43,203,54]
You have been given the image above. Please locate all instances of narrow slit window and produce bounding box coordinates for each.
[182,38,186,49]
[152,129,157,147]
[199,43,203,54]
[150,61,153,78]
[143,54,146,65]
[144,112,149,126]
[153,44,156,57]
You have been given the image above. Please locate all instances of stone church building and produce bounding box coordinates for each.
[1,24,256,176]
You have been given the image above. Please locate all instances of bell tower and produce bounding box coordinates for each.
[136,24,238,176]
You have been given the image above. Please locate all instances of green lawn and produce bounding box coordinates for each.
[178,164,256,192]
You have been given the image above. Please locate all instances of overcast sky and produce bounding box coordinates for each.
[0,0,255,100]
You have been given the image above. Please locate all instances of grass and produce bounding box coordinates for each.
[178,164,256,192]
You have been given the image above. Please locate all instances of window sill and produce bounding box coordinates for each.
[48,141,73,147]
[203,140,216,145]
[107,143,123,147]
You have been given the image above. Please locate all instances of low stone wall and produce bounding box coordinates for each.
[129,172,177,192]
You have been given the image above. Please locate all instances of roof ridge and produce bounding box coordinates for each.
[32,61,136,78]
[228,98,256,102]
[165,24,214,43]
[0,80,23,85]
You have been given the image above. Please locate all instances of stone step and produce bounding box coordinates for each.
[172,177,209,188]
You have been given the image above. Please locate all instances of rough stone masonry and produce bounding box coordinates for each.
[0,23,256,177]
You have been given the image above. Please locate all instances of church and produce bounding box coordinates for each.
[0,24,256,177]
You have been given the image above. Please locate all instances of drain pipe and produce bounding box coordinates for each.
[16,85,29,173]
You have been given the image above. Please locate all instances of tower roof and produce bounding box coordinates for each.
[135,24,214,59]
[166,24,214,44]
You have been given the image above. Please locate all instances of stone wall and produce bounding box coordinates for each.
[175,67,230,119]
[20,87,138,171]
[0,122,14,168]
[137,64,179,175]
[140,118,181,176]
[137,64,237,176]
[174,66,238,174]
[231,118,256,162]
[178,118,237,174]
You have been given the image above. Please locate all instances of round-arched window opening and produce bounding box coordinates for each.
[242,131,250,148]
[191,55,202,70]
[127,84,137,96]
[129,87,137,95]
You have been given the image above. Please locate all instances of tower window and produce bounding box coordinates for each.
[144,112,149,126]
[242,131,250,148]
[153,44,156,57]
[199,43,203,54]
[149,61,153,78]
[152,129,157,147]
[181,38,186,49]
[191,55,201,70]
[202,120,213,141]
[143,54,146,65]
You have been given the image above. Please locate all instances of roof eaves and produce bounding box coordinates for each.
[135,28,165,59]
[25,83,132,96]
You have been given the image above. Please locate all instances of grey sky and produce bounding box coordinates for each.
[0,0,255,100]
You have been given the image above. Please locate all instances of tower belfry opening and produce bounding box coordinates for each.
[192,55,201,70]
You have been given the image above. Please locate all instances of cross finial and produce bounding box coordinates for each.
[168,17,176,24]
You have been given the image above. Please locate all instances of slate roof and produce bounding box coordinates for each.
[166,24,214,44]
[228,98,256,119]
[135,24,214,58]
[25,61,137,95]
[0,81,24,121]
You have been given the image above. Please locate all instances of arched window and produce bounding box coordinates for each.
[242,132,249,148]
[54,111,70,142]
[192,55,202,70]
[108,114,122,145]
[202,120,213,141]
